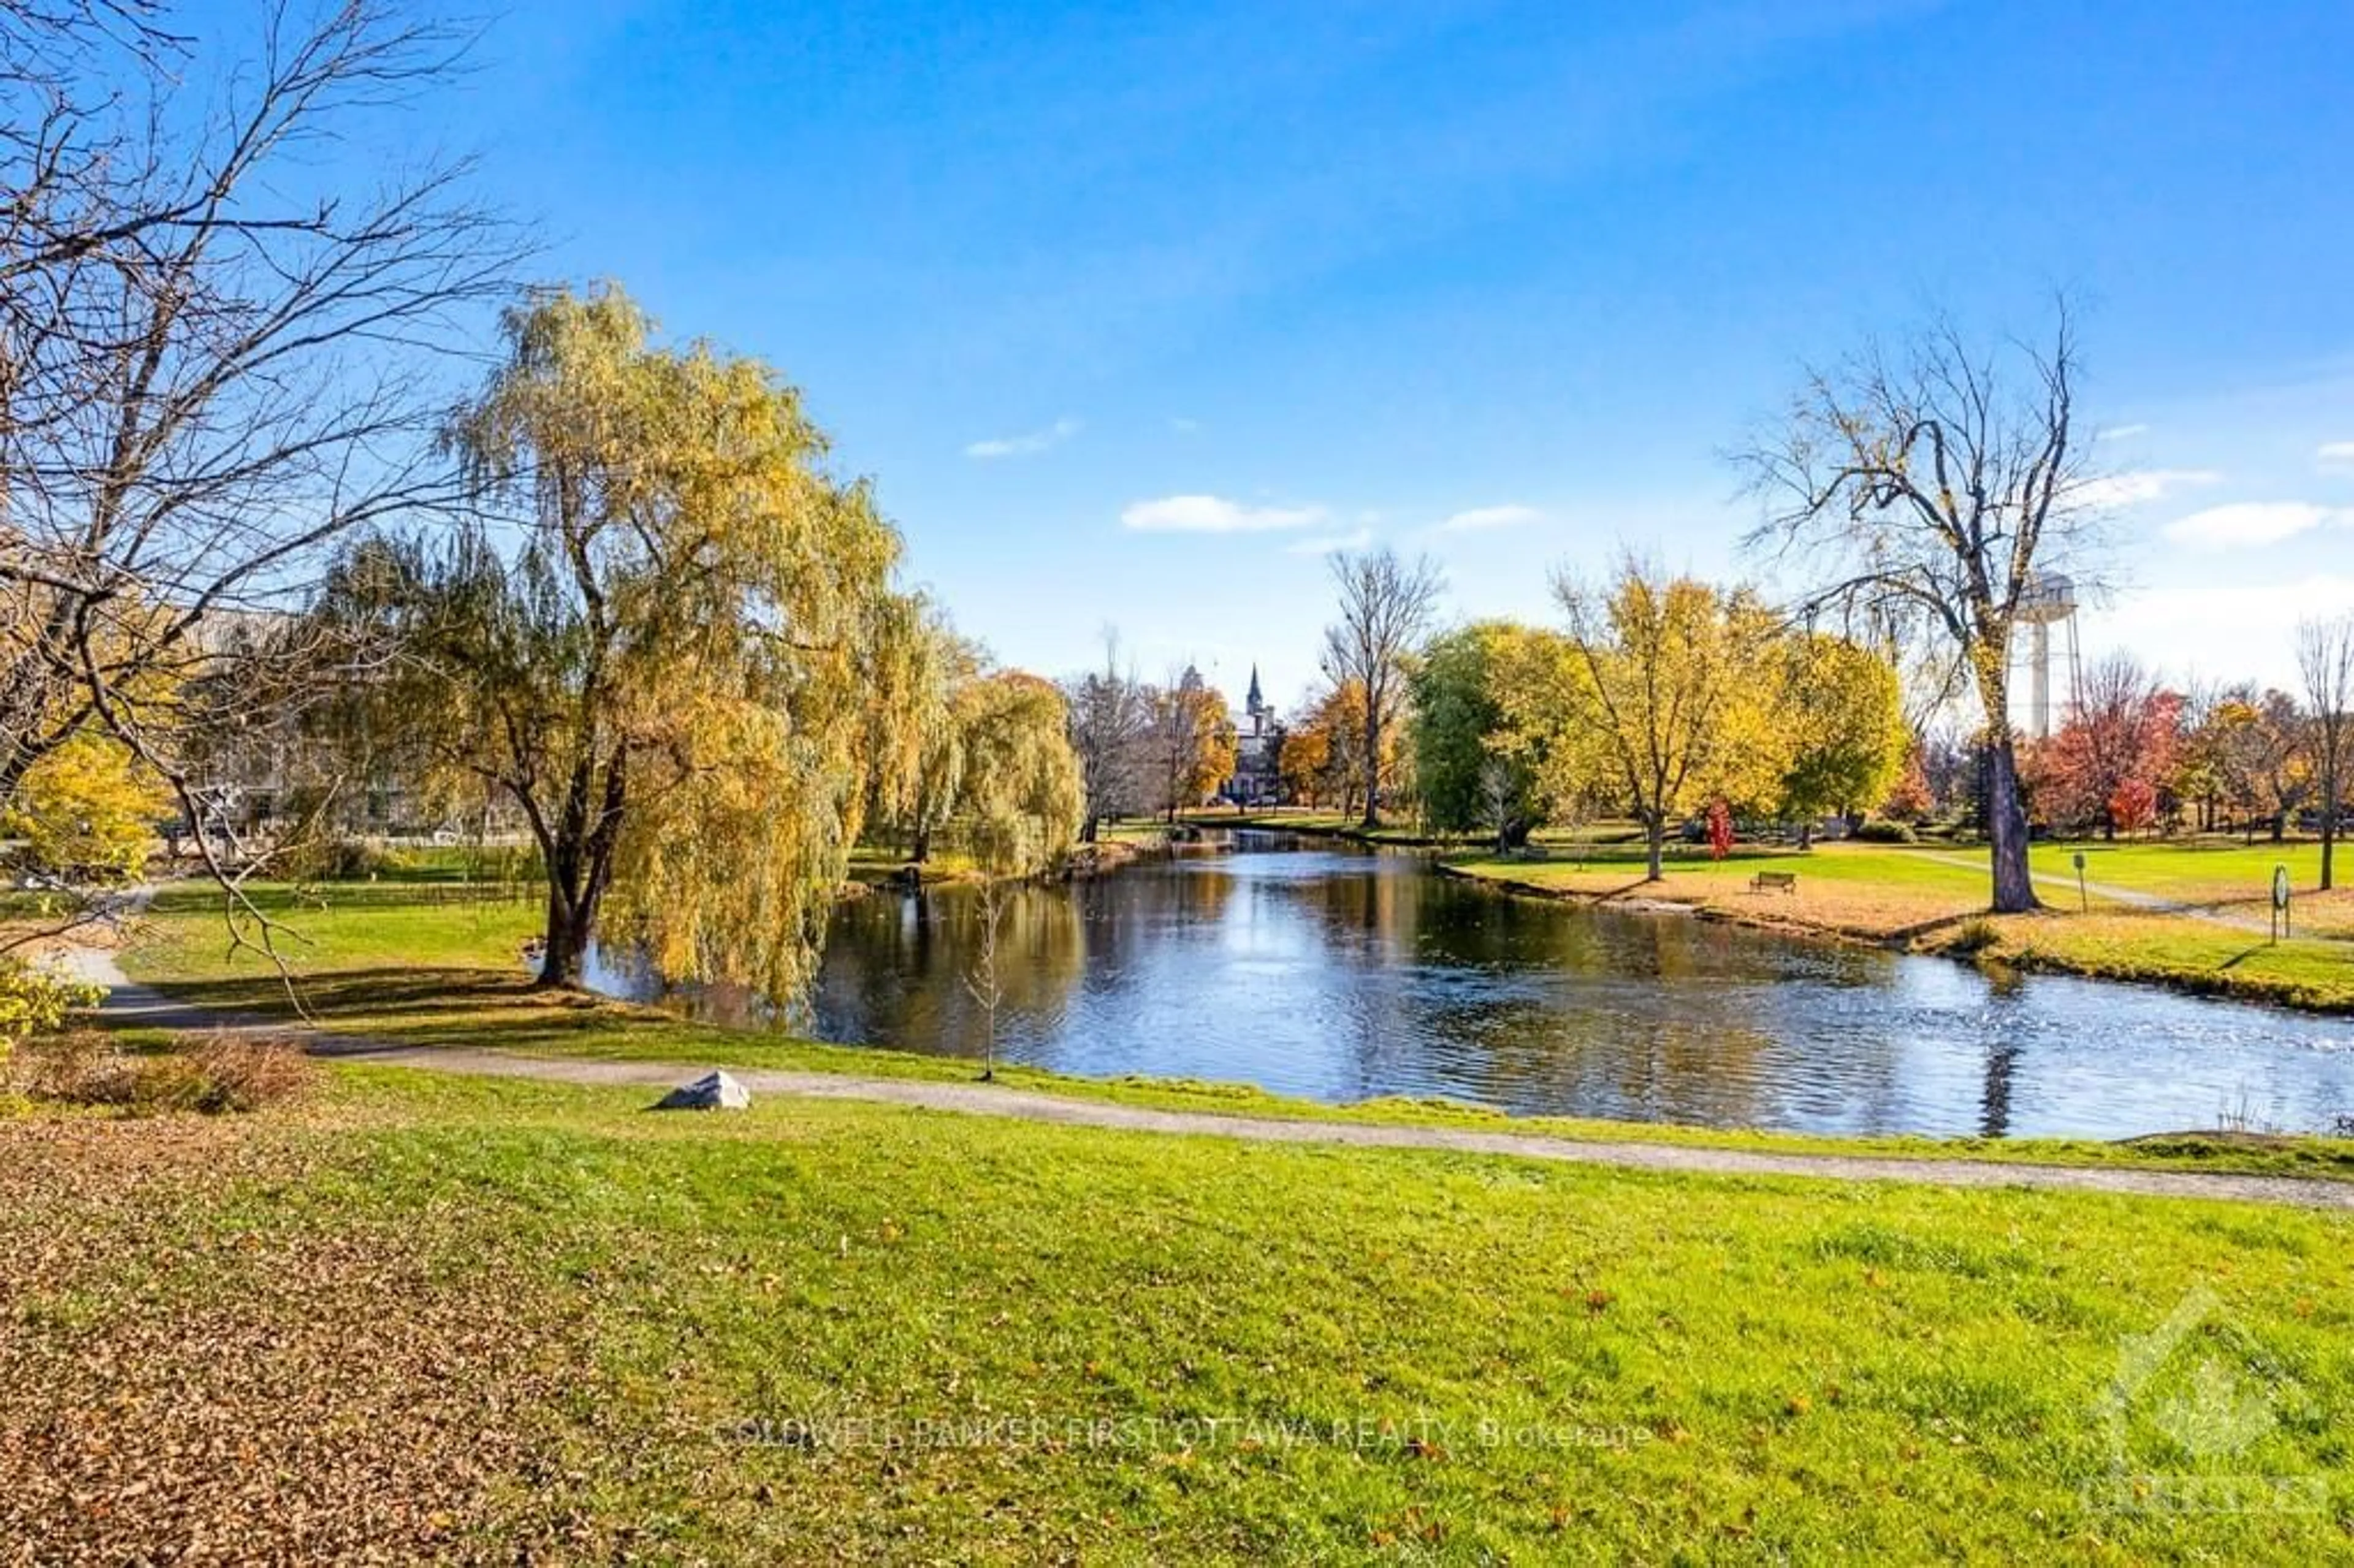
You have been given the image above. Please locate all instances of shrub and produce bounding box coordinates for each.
[282,835,406,882]
[1946,917,2002,956]
[9,1029,312,1114]
[0,961,99,1065]
[1851,820,1917,844]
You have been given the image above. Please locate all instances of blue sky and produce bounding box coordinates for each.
[411,1,2354,710]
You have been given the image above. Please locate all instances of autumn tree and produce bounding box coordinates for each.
[319,285,898,998]
[856,600,986,864]
[1320,549,1443,828]
[2167,682,2233,833]
[1277,703,1336,809]
[0,732,169,881]
[0,2,517,903]
[2298,614,2354,889]
[2030,653,2180,838]
[1742,305,2102,912]
[1881,742,1936,821]
[858,592,962,860]
[953,671,1082,1081]
[1146,667,1235,820]
[1506,560,1783,880]
[954,673,1085,873]
[2203,688,2312,842]
[1774,632,1908,842]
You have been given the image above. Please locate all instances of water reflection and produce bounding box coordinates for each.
[774,832,2354,1139]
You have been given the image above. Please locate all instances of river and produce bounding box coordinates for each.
[653,831,2354,1140]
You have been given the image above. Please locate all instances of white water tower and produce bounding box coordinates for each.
[2014,573,2079,739]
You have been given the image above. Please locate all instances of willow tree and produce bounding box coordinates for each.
[323,284,898,996]
[954,672,1084,875]
[1741,306,2100,911]
[861,593,983,862]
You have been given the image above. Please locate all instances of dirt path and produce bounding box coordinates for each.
[73,946,2354,1213]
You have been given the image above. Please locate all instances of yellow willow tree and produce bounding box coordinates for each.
[319,284,899,996]
[861,593,985,863]
[949,670,1083,1081]
[1509,559,1786,880]
[954,672,1085,875]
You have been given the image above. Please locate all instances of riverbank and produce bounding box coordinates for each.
[845,821,1172,890]
[93,886,2354,1180]
[1213,814,2354,1016]
[9,1033,2353,1561]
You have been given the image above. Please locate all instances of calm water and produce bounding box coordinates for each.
[688,832,2354,1139]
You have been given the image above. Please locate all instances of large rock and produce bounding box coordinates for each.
[653,1070,752,1111]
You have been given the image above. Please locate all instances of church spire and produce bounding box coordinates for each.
[1246,663,1263,714]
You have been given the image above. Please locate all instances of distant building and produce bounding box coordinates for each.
[1223,665,1286,805]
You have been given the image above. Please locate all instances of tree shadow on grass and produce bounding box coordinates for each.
[101,968,710,1055]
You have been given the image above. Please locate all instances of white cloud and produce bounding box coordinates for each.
[2162,501,2352,551]
[2072,468,2222,509]
[1121,494,1327,533]
[1285,527,1372,556]
[2317,440,2354,466]
[2095,423,2149,442]
[1170,417,1201,435]
[964,417,1080,459]
[1438,503,1542,533]
[2086,574,2354,687]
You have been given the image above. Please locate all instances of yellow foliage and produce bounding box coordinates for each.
[2,733,170,879]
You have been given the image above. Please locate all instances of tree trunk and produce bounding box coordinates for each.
[1985,736,2040,913]
[912,823,932,862]
[2271,810,2286,844]
[1080,814,1099,845]
[536,883,593,989]
[2323,772,2338,891]
[1644,816,1665,881]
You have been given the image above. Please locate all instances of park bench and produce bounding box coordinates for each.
[1750,870,1798,895]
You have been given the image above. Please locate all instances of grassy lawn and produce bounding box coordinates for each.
[131,876,544,976]
[5,1064,2350,1561]
[1444,842,1994,944]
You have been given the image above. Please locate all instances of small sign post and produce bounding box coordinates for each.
[2272,865,2292,943]
[2072,850,2089,913]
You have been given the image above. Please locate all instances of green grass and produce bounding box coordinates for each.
[1985,912,2354,1011]
[2027,840,2329,899]
[134,877,544,976]
[16,1063,2353,1561]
